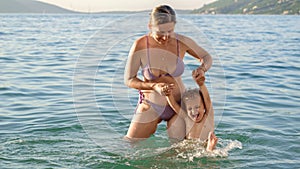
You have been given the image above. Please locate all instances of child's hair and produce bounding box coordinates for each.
[181,88,206,113]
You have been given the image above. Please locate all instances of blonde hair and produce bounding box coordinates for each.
[182,88,201,102]
[181,88,206,112]
[150,5,176,25]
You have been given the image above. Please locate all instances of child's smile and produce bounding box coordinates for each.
[185,95,205,123]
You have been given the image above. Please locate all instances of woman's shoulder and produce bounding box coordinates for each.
[176,33,195,43]
[135,34,147,41]
[132,35,148,50]
[176,33,196,49]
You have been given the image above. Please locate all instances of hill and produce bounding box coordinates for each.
[193,0,300,15]
[0,0,76,13]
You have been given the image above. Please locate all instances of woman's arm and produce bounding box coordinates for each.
[183,36,213,72]
[124,39,155,90]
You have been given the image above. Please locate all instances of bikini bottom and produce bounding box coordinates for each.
[137,91,177,121]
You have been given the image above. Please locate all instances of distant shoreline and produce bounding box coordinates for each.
[1,0,299,15]
[0,12,299,16]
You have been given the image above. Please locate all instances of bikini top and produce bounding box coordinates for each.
[142,34,185,81]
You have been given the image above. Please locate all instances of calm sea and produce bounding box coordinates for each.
[1,13,299,168]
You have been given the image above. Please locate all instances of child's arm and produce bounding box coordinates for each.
[166,94,187,119]
[200,83,215,130]
[192,69,212,114]
[199,84,212,115]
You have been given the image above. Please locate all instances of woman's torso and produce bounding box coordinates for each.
[139,34,187,105]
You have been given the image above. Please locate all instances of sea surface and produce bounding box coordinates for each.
[0,13,299,168]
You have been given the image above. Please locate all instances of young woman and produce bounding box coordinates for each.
[124,5,212,141]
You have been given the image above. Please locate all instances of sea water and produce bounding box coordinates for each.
[0,13,299,168]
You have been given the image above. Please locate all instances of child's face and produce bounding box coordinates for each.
[185,95,205,123]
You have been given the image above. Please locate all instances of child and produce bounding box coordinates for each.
[166,82,218,151]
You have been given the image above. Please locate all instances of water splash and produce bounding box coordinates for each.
[171,139,242,161]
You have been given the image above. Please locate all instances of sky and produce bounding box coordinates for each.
[37,0,217,12]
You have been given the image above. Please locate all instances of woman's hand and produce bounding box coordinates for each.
[192,67,205,86]
[152,83,174,96]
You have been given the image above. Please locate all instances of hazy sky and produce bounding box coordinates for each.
[37,0,217,12]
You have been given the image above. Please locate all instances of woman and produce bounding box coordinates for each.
[124,5,212,141]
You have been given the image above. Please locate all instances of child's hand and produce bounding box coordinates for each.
[164,83,175,96]
[192,68,205,86]
[153,83,174,96]
[206,132,218,151]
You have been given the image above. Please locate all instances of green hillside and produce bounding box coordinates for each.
[0,0,76,13]
[193,0,300,14]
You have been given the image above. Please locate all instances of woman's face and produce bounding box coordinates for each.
[150,22,175,44]
[185,95,205,123]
